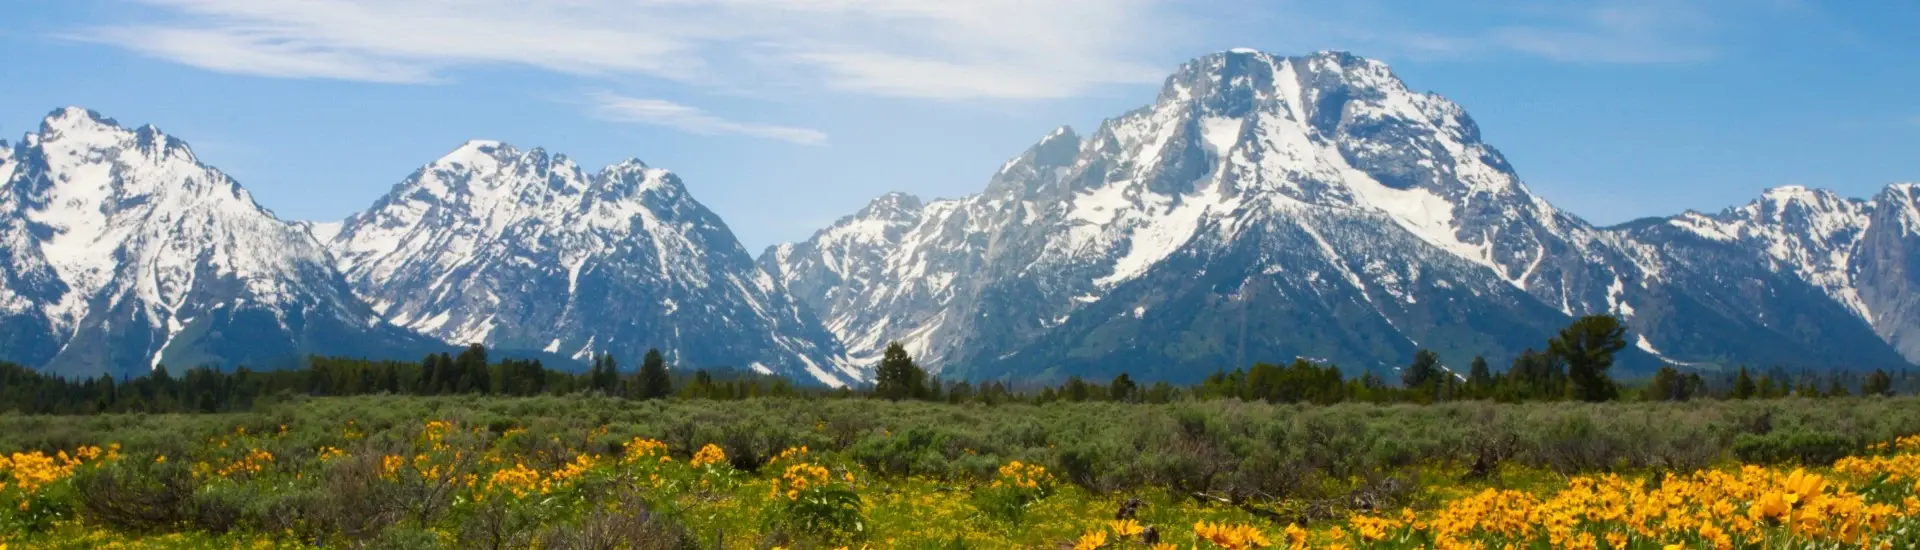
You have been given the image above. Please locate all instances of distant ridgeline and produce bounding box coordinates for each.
[2,318,1913,415]
[10,50,1920,386]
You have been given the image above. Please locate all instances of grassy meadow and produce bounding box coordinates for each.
[1,394,1918,548]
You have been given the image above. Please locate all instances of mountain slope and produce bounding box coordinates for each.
[331,141,859,386]
[766,50,1912,380]
[0,108,435,379]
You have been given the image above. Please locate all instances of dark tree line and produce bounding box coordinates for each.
[0,345,721,415]
[3,314,1917,415]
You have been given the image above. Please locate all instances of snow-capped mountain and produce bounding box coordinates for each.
[329,141,860,386]
[0,108,434,379]
[1631,183,1920,366]
[765,50,1914,381]
[7,52,1917,384]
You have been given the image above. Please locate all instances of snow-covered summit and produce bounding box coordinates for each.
[0,107,430,377]
[332,139,859,385]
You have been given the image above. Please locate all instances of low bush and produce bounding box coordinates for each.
[1732,430,1855,466]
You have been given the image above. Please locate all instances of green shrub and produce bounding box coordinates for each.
[1731,431,1854,466]
[72,457,195,533]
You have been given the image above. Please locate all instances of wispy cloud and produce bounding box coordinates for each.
[57,0,1770,145]
[67,0,1181,99]
[72,26,439,83]
[584,92,826,146]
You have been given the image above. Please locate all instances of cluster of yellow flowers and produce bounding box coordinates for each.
[1064,434,1920,550]
[771,462,832,501]
[1073,529,1108,550]
[420,420,455,452]
[214,449,275,478]
[1865,434,1920,454]
[315,446,346,461]
[992,460,1050,491]
[0,445,112,496]
[1836,452,1920,483]
[380,454,406,480]
[1194,521,1274,549]
[473,454,599,501]
[1349,461,1915,548]
[768,445,810,467]
[690,443,727,468]
[622,438,670,464]
[0,445,116,513]
[1076,518,1168,550]
[552,454,596,482]
[482,463,544,499]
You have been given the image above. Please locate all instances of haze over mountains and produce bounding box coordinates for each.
[3,50,1916,384]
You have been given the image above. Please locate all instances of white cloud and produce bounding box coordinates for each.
[69,0,1182,99]
[74,26,438,83]
[585,92,827,145]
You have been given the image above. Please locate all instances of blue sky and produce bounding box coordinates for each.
[1,0,1916,250]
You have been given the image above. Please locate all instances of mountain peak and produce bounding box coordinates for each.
[1733,185,1860,222]
[35,107,127,146]
[1763,184,1818,199]
[0,106,416,377]
[335,136,857,386]
[41,106,116,129]
[1882,182,1920,197]
[857,192,924,220]
[1157,49,1405,115]
[438,139,514,166]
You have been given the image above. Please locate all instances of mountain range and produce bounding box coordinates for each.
[3,50,1916,384]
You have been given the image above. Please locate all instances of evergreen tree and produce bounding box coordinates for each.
[1505,349,1566,400]
[1794,375,1819,398]
[1109,373,1138,403]
[873,342,926,401]
[947,381,974,404]
[689,370,715,399]
[590,354,620,394]
[1551,315,1626,402]
[1402,349,1441,389]
[434,353,455,393]
[382,364,401,394]
[1466,356,1492,397]
[923,376,944,402]
[1063,376,1093,402]
[1646,366,1684,401]
[418,354,440,394]
[1864,368,1894,396]
[638,348,672,400]
[1825,374,1850,398]
[456,344,489,394]
[1733,367,1757,399]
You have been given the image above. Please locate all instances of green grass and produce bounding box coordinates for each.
[1,394,1917,548]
